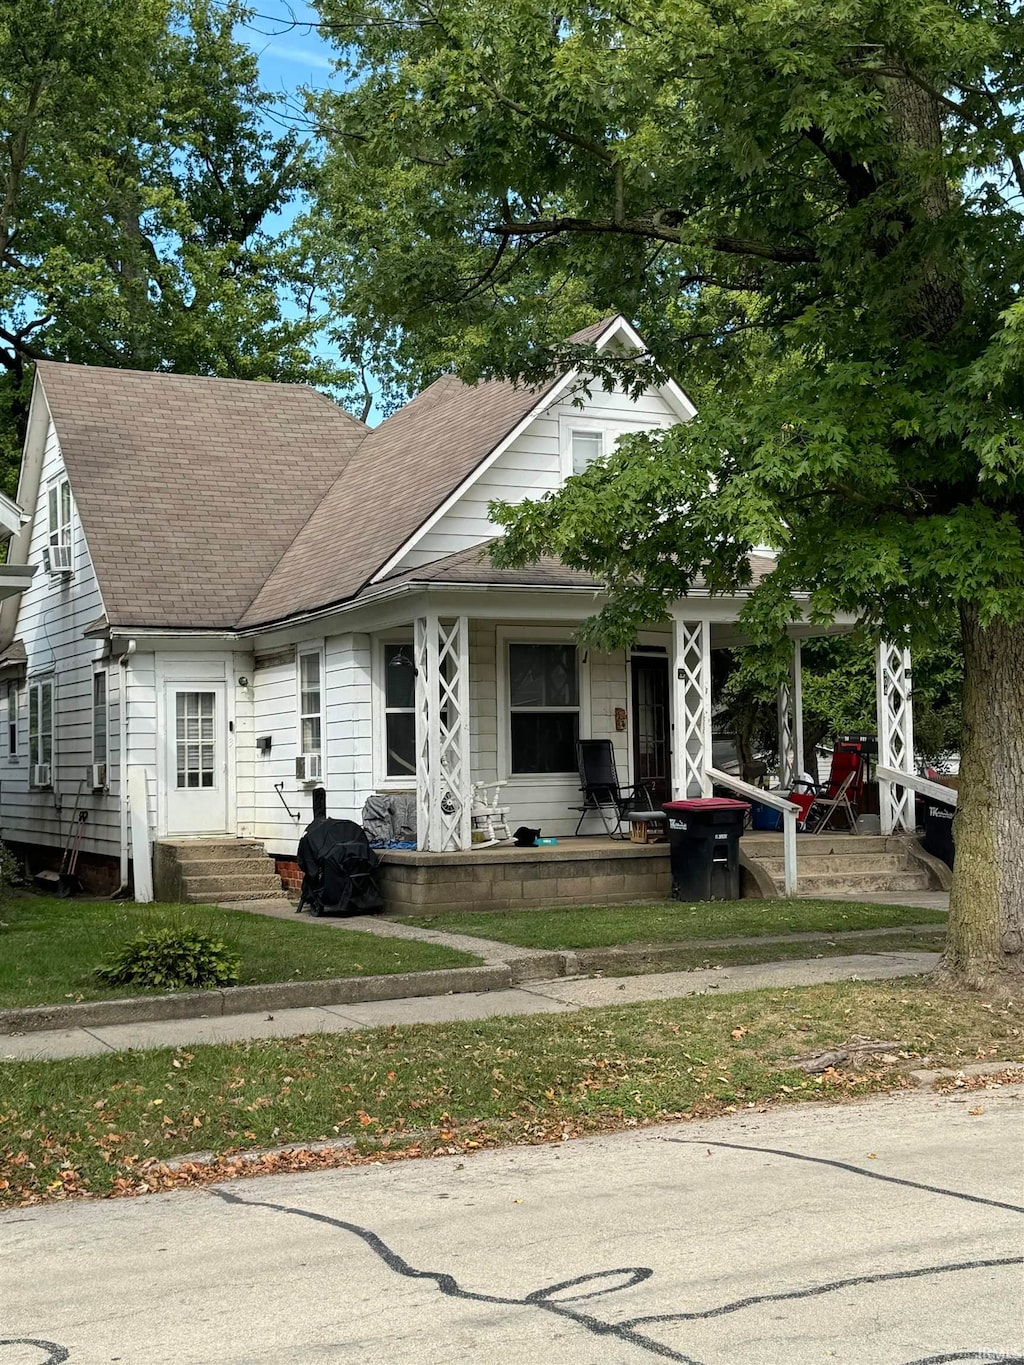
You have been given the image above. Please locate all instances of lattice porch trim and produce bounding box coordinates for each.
[876,641,915,833]
[415,614,471,851]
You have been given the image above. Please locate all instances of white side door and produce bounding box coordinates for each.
[164,682,229,834]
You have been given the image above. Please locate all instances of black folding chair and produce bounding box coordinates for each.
[571,739,658,837]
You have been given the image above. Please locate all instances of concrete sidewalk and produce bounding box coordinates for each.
[0,949,940,1062]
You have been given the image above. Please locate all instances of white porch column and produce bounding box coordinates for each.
[415,613,472,851]
[875,640,915,834]
[671,612,712,798]
[777,638,804,789]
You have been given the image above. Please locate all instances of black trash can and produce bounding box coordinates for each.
[920,799,955,869]
[663,798,751,901]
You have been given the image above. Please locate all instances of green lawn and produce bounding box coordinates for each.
[0,894,479,1010]
[397,899,946,951]
[1,979,1018,1204]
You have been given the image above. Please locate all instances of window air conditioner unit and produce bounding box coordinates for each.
[32,763,52,788]
[296,753,322,784]
[43,545,73,576]
[91,762,107,790]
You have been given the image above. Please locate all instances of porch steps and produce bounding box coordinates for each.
[154,838,284,904]
[740,834,940,900]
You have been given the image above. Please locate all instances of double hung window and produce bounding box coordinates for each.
[28,677,54,778]
[383,642,416,778]
[299,651,323,757]
[508,643,580,774]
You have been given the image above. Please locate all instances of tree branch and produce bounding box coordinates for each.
[490,213,817,263]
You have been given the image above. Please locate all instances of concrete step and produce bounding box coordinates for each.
[742,834,908,857]
[175,857,276,879]
[187,889,288,905]
[157,839,267,861]
[181,873,284,898]
[794,871,933,896]
[758,852,908,877]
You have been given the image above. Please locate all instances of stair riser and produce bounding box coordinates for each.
[182,875,283,897]
[175,858,276,878]
[795,873,933,895]
[743,836,909,856]
[186,890,286,904]
[758,854,907,876]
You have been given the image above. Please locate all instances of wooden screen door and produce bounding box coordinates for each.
[630,655,671,804]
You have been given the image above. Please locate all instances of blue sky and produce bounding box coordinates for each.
[237,0,340,96]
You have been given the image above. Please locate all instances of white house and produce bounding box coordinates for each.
[0,317,922,903]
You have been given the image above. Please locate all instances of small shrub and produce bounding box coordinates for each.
[0,839,24,890]
[95,927,241,991]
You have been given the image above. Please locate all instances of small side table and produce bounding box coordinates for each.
[626,809,668,843]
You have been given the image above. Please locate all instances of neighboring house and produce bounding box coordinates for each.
[0,315,914,897]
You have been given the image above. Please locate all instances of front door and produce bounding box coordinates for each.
[164,683,229,834]
[631,655,671,805]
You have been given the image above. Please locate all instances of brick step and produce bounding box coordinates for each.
[181,873,284,898]
[793,871,934,896]
[757,853,908,877]
[175,857,276,879]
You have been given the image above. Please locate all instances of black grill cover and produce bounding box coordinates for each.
[296,816,383,915]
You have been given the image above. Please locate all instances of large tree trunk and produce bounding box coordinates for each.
[938,605,1024,990]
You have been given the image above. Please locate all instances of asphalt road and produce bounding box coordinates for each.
[2,1086,1022,1365]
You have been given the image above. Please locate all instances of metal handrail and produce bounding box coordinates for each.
[706,766,799,897]
[875,766,959,807]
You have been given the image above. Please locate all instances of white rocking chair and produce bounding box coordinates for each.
[471,782,512,846]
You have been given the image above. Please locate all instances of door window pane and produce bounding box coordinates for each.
[176,692,216,789]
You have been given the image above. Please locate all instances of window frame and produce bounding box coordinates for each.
[296,645,325,760]
[92,668,108,768]
[46,476,73,572]
[27,675,54,784]
[559,415,616,483]
[5,681,18,760]
[373,636,418,788]
[497,627,591,782]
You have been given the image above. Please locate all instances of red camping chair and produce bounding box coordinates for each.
[804,741,868,833]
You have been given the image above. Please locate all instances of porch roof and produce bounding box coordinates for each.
[351,541,779,603]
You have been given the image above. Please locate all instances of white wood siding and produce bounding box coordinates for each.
[0,417,119,857]
[325,632,374,826]
[468,621,630,837]
[399,381,677,571]
[248,633,375,855]
[250,648,308,853]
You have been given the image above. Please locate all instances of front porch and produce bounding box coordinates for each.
[376,828,949,916]
[378,836,672,915]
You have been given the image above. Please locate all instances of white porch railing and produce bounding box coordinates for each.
[706,766,800,897]
[875,765,959,809]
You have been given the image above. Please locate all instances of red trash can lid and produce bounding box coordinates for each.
[662,798,751,812]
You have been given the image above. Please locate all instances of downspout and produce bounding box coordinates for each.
[113,638,136,896]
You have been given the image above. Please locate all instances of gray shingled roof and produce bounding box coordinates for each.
[238,372,564,626]
[359,542,777,600]
[35,317,660,631]
[35,362,368,629]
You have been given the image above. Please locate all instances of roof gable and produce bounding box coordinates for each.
[34,362,368,629]
[238,370,564,626]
